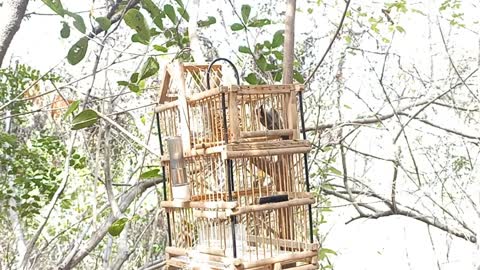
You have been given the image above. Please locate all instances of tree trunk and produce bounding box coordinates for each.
[0,0,29,67]
[282,0,296,84]
[188,0,204,63]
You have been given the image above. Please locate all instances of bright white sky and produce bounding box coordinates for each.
[5,0,480,269]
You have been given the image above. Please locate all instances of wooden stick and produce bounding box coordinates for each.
[187,87,226,103]
[226,147,311,159]
[183,63,222,70]
[286,89,299,140]
[154,100,178,113]
[193,209,229,220]
[158,67,171,103]
[161,200,238,209]
[190,187,274,201]
[233,198,314,215]
[240,129,294,139]
[246,235,319,251]
[229,86,240,141]
[287,264,318,270]
[173,61,191,152]
[242,251,316,269]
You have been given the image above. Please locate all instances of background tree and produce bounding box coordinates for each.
[0,0,479,269]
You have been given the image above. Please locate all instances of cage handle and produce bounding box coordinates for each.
[206,58,240,90]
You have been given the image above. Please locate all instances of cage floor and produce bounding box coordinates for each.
[192,239,304,262]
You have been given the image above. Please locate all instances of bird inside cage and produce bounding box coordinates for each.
[256,104,289,140]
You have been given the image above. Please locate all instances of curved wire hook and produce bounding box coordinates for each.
[206,58,240,90]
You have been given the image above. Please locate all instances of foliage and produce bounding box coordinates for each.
[0,132,65,219]
[230,4,304,84]
[0,64,60,129]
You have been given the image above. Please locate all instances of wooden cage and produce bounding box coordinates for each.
[155,61,317,270]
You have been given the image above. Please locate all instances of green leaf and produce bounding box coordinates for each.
[273,71,282,82]
[95,17,111,31]
[131,33,149,45]
[117,81,129,86]
[396,25,405,33]
[328,166,342,175]
[248,19,271,27]
[245,73,258,84]
[174,0,184,8]
[150,27,161,36]
[140,168,161,179]
[61,199,72,209]
[130,72,139,83]
[71,109,98,130]
[241,5,251,23]
[141,0,165,29]
[128,83,141,93]
[108,217,129,237]
[67,37,89,65]
[319,248,337,260]
[60,22,70,38]
[344,35,352,44]
[272,50,283,60]
[154,17,165,29]
[63,100,79,119]
[65,11,86,34]
[238,46,251,54]
[124,9,150,43]
[164,4,177,24]
[142,0,162,17]
[177,7,189,21]
[307,8,313,14]
[197,16,216,27]
[411,8,426,16]
[230,23,244,31]
[293,70,305,83]
[271,30,284,48]
[42,0,64,16]
[153,45,168,52]
[256,55,267,71]
[139,57,159,81]
[263,40,272,49]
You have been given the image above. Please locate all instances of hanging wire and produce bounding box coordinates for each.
[298,92,314,243]
[155,113,172,246]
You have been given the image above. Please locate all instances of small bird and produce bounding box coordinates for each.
[256,104,288,140]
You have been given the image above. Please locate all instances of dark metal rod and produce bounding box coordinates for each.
[209,57,240,258]
[298,92,314,244]
[221,90,237,258]
[206,57,240,89]
[155,112,172,247]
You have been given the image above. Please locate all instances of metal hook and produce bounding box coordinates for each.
[206,58,240,90]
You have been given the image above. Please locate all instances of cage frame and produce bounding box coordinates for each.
[155,61,315,269]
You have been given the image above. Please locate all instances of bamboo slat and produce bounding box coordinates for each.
[154,100,178,112]
[229,86,240,141]
[226,147,311,159]
[183,63,222,71]
[158,67,171,104]
[241,251,317,269]
[193,209,229,220]
[240,129,294,139]
[227,140,310,151]
[161,200,237,209]
[246,235,319,251]
[187,87,226,103]
[233,198,314,215]
[287,264,318,270]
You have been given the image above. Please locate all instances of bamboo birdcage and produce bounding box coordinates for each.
[155,60,317,270]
